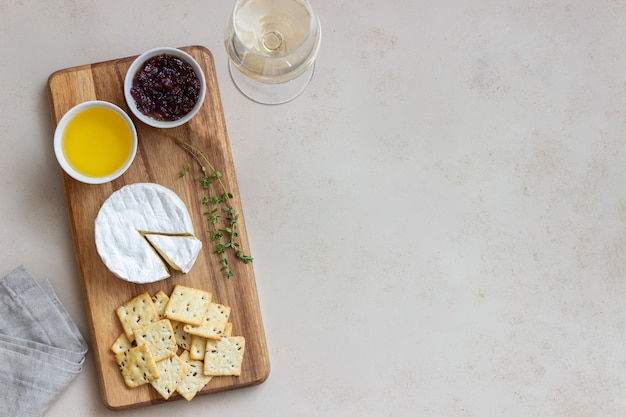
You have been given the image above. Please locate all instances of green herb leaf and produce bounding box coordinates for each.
[178,162,192,177]
[165,130,253,279]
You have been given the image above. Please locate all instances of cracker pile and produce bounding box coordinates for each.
[111,285,245,401]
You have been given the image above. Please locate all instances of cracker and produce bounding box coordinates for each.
[110,332,133,355]
[115,344,160,388]
[177,350,213,401]
[112,287,245,399]
[116,292,159,342]
[133,319,177,362]
[164,285,212,326]
[183,303,231,340]
[173,321,192,350]
[223,322,233,338]
[150,354,189,400]
[189,335,206,361]
[152,290,170,319]
[188,325,229,360]
[203,336,245,376]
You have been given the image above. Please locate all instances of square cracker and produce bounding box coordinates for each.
[223,322,233,338]
[116,292,159,342]
[152,290,170,319]
[204,336,245,376]
[189,335,206,361]
[183,303,231,340]
[150,354,189,400]
[115,344,160,388]
[164,285,212,326]
[173,321,192,350]
[189,323,232,360]
[177,350,213,401]
[110,332,133,355]
[133,319,177,362]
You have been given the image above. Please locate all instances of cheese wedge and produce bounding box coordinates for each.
[144,234,202,273]
[94,183,202,283]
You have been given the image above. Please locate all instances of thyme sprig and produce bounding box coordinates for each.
[161,129,253,279]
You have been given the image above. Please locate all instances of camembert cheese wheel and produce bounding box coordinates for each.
[95,183,202,283]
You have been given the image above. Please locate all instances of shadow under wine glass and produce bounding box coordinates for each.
[225,0,322,105]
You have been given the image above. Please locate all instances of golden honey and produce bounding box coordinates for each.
[62,107,133,178]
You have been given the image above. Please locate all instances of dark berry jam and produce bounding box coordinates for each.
[130,54,201,121]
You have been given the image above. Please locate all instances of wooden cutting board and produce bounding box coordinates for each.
[46,46,269,410]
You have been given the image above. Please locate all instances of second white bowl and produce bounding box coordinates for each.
[124,47,206,129]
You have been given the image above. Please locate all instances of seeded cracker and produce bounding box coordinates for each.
[112,287,245,399]
[152,290,170,319]
[151,354,189,400]
[223,322,233,338]
[116,292,159,342]
[177,350,213,401]
[133,319,178,362]
[115,344,160,388]
[110,332,133,355]
[184,302,231,340]
[189,335,207,360]
[164,285,212,326]
[173,321,192,350]
[204,336,245,376]
[190,322,233,360]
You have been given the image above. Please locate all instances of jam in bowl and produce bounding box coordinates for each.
[124,47,207,128]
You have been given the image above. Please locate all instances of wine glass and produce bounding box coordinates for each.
[225,0,322,105]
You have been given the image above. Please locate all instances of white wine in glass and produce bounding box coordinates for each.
[225,0,321,104]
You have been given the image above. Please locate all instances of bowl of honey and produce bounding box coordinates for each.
[53,100,138,184]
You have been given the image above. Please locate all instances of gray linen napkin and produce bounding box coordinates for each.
[0,265,88,417]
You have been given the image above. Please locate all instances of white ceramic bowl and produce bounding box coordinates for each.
[124,47,206,128]
[54,100,138,184]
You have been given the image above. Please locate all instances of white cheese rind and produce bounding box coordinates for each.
[94,183,199,284]
[145,234,203,273]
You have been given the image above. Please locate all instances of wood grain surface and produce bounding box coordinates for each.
[46,46,269,410]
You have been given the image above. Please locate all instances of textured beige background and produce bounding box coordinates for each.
[1,0,626,416]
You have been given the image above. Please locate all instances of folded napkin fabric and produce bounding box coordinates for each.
[0,265,88,417]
